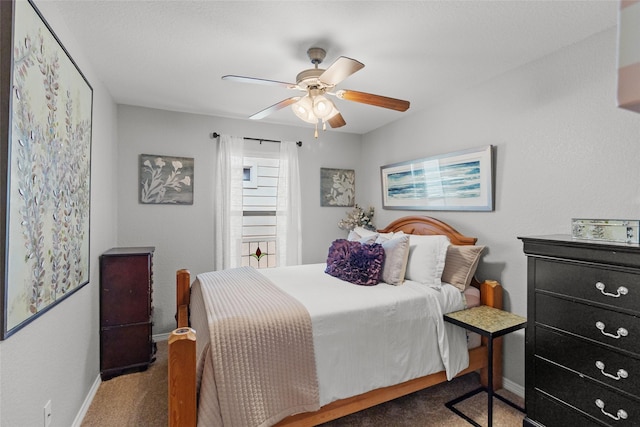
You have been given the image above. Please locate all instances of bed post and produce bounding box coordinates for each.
[168,327,197,427]
[171,269,197,425]
[176,269,191,328]
[479,279,503,390]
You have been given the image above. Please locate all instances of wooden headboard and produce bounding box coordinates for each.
[377,215,477,246]
[378,215,499,308]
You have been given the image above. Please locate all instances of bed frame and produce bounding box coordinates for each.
[168,215,503,427]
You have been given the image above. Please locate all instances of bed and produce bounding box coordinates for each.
[168,215,503,427]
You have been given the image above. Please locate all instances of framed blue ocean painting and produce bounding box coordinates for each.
[380,146,494,211]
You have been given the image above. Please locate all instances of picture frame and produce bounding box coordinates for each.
[139,154,194,205]
[320,167,355,207]
[381,145,494,211]
[1,0,93,339]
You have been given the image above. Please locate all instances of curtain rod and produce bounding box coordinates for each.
[210,132,302,147]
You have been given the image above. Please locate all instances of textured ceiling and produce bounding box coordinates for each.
[44,0,619,135]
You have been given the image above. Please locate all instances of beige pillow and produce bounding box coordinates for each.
[441,245,486,291]
[376,234,410,286]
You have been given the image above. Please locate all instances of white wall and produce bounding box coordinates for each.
[116,106,363,334]
[4,11,635,425]
[360,27,640,388]
[0,2,119,426]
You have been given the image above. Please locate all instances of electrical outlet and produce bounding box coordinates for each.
[43,400,52,427]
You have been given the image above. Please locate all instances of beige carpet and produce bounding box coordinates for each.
[81,341,168,427]
[82,340,524,426]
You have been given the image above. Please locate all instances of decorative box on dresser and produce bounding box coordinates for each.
[100,247,156,380]
[520,235,640,427]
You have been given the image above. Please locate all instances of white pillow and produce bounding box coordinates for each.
[353,226,377,237]
[404,234,451,287]
[347,230,378,244]
[354,226,396,241]
[376,234,410,286]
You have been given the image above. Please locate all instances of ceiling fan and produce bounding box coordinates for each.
[222,47,410,137]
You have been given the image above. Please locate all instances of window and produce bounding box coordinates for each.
[240,156,278,268]
[215,135,300,271]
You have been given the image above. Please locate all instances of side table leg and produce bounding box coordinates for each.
[488,335,493,427]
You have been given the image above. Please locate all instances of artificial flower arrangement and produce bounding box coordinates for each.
[338,204,376,231]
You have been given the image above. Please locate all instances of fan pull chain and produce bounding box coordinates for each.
[314,122,318,139]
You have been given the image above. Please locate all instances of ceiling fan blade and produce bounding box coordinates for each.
[327,113,346,128]
[222,75,297,89]
[249,97,300,120]
[336,89,410,112]
[319,57,364,86]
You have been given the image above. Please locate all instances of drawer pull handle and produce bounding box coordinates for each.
[595,282,629,298]
[595,322,628,339]
[595,361,629,380]
[595,399,628,421]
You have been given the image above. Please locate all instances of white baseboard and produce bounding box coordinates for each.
[153,332,170,341]
[502,376,524,398]
[71,374,101,427]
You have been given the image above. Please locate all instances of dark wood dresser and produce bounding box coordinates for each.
[100,247,156,380]
[520,235,640,426]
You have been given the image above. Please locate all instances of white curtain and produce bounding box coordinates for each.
[214,134,244,270]
[276,141,302,266]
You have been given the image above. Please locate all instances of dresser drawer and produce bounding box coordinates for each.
[536,293,640,356]
[535,258,640,314]
[100,254,153,326]
[528,390,603,427]
[536,326,640,397]
[100,323,153,372]
[537,358,640,426]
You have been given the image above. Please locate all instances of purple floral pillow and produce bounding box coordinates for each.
[325,239,385,286]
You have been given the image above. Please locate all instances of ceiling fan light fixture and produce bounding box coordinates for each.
[312,95,335,119]
[323,104,340,121]
[291,95,317,124]
[223,47,410,138]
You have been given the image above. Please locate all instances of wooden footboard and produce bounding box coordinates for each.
[168,271,503,427]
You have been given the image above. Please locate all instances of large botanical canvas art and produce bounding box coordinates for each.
[0,0,93,339]
[381,146,494,211]
[139,154,193,205]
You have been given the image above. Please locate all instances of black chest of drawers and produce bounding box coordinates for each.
[520,235,640,427]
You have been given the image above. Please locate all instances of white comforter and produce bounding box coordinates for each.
[259,263,468,406]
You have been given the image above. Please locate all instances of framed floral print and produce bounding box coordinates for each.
[320,167,355,207]
[139,154,194,205]
[1,0,93,339]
